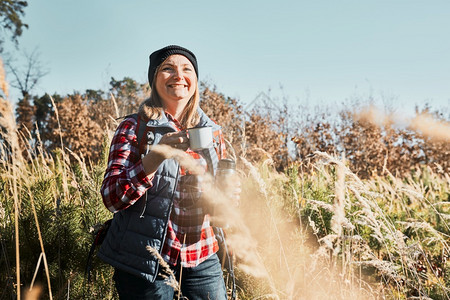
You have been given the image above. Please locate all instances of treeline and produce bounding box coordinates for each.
[9,77,450,177]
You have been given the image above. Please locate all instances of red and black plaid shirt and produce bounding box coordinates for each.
[101,113,226,268]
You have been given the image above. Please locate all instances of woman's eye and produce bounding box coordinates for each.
[162,67,173,71]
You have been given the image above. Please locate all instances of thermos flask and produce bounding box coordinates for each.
[216,159,236,188]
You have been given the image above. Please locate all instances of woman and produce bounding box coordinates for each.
[98,45,228,299]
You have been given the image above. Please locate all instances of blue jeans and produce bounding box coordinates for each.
[113,253,227,300]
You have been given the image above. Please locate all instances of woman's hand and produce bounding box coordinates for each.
[158,131,190,153]
[142,131,189,175]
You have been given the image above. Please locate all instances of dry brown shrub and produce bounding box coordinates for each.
[45,94,104,161]
[200,85,290,170]
[200,84,244,150]
[293,111,337,159]
[355,106,450,175]
[292,105,449,178]
[244,108,289,170]
[88,95,121,131]
[340,111,389,178]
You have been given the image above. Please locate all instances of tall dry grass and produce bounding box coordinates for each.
[3,108,449,299]
[228,151,449,299]
[0,66,113,298]
[1,57,23,299]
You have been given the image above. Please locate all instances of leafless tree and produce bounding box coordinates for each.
[5,47,48,99]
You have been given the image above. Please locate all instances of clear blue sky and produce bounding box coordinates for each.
[3,0,450,112]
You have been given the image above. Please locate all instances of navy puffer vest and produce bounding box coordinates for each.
[98,108,221,282]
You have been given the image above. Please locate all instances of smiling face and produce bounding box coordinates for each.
[154,54,197,109]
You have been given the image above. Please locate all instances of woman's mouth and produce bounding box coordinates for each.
[168,84,187,88]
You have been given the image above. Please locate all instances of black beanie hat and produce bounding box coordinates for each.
[148,45,198,87]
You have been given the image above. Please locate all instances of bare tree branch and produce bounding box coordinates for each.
[4,48,49,98]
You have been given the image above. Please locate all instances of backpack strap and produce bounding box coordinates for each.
[130,113,155,157]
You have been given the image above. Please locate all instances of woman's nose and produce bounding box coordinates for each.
[173,68,183,79]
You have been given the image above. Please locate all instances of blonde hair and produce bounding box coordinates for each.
[138,65,200,129]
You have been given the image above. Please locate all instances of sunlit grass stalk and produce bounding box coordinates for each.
[28,188,53,299]
[0,77,23,299]
[146,246,180,292]
[13,165,21,299]
[0,57,9,98]
[109,92,120,119]
[49,95,69,200]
